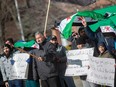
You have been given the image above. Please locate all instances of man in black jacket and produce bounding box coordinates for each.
[31,32,60,87]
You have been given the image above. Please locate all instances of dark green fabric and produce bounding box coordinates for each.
[77,10,104,20]
[14,40,35,48]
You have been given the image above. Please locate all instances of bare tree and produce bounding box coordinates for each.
[0,0,17,53]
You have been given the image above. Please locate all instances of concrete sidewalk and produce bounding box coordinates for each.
[73,76,83,87]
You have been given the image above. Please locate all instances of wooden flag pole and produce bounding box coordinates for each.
[16,47,39,59]
[44,0,51,37]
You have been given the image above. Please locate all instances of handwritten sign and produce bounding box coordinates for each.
[10,53,29,80]
[87,56,115,87]
[65,48,94,76]
[66,48,94,57]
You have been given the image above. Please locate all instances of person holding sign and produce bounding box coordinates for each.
[76,37,96,87]
[81,17,116,57]
[50,35,76,87]
[0,44,23,87]
[96,42,114,87]
[98,42,113,58]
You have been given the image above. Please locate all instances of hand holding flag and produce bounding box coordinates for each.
[38,57,44,61]
[81,17,87,27]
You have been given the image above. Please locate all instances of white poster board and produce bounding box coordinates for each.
[65,48,94,76]
[10,53,29,80]
[87,56,115,87]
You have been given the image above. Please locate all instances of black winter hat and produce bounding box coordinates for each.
[50,35,57,41]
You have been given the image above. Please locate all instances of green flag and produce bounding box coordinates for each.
[14,40,40,49]
[89,15,116,32]
[58,5,116,39]
[94,5,116,15]
[58,11,103,39]
[89,5,116,32]
[77,11,104,20]
[58,14,77,39]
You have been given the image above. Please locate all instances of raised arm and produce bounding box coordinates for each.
[81,17,97,41]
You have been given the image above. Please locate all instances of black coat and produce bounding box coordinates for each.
[31,41,58,80]
[55,45,67,76]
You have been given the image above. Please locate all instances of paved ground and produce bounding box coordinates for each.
[39,76,83,87]
[73,76,83,87]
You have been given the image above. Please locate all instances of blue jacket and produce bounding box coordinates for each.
[84,26,115,56]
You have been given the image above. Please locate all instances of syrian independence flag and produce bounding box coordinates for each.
[100,26,116,34]
[58,5,116,39]
[89,15,116,32]
[58,14,77,39]
[58,11,104,39]
[73,16,97,26]
[14,40,40,49]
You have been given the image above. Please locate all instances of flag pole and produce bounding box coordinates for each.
[16,47,42,60]
[14,0,25,41]
[44,0,51,37]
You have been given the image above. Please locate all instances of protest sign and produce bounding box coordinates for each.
[87,56,115,87]
[10,53,29,80]
[65,48,93,76]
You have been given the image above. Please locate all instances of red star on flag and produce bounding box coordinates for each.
[78,17,82,21]
[33,45,36,48]
[66,16,71,21]
[105,26,110,31]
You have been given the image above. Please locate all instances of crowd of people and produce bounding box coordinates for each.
[0,17,116,87]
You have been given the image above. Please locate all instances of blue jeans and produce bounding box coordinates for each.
[8,79,23,87]
[0,80,3,85]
